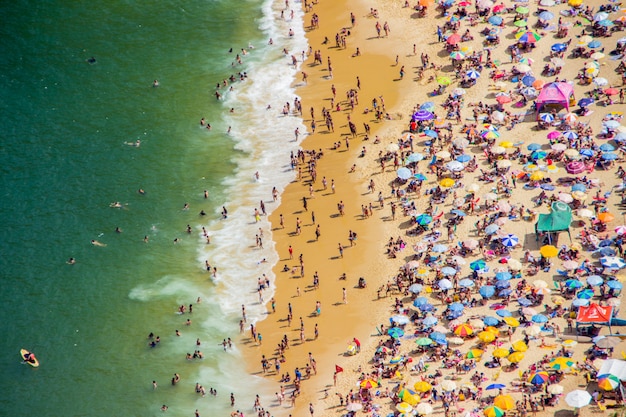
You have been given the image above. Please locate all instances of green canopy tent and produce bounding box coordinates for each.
[535,201,572,242]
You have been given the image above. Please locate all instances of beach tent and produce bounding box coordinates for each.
[535,201,572,242]
[576,303,613,335]
[535,82,575,117]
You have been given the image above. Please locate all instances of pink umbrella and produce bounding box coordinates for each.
[566,161,586,174]
[615,225,626,235]
[496,95,512,104]
[447,33,462,45]
[562,260,579,270]
[547,131,561,139]
[605,88,619,96]
[493,3,506,12]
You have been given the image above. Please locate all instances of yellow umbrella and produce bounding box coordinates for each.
[568,0,583,7]
[508,351,525,363]
[493,348,510,358]
[494,394,515,410]
[478,331,496,343]
[397,402,413,414]
[499,141,514,148]
[467,348,484,359]
[454,323,475,337]
[529,172,544,181]
[437,76,452,86]
[562,339,578,348]
[540,245,558,258]
[484,405,505,417]
[402,392,420,406]
[525,163,539,171]
[512,340,528,352]
[503,317,520,327]
[414,381,433,392]
[549,357,575,370]
[551,295,566,305]
[440,178,455,188]
[485,326,500,335]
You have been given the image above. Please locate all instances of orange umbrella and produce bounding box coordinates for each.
[419,0,434,5]
[494,394,515,410]
[598,212,615,223]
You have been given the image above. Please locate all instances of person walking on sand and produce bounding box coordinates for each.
[343,287,347,304]
[338,243,344,258]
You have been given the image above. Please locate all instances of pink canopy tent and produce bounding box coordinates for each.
[536,82,575,117]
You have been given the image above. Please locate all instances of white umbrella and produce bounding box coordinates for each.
[497,160,512,169]
[436,150,451,159]
[387,143,400,152]
[524,325,542,336]
[440,380,457,391]
[532,280,548,288]
[577,208,594,218]
[484,192,498,201]
[507,259,522,270]
[565,390,592,408]
[467,183,480,193]
[594,77,609,87]
[490,146,506,155]
[548,384,564,394]
[346,403,363,412]
[447,336,465,345]
[416,403,434,415]
[446,161,465,172]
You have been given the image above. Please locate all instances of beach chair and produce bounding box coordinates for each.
[621,351,626,360]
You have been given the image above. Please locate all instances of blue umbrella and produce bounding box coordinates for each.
[597,19,614,27]
[407,153,424,163]
[532,314,548,323]
[416,214,433,225]
[423,316,438,327]
[413,297,429,307]
[420,101,435,110]
[587,275,604,287]
[409,284,423,294]
[488,15,503,25]
[466,69,481,79]
[456,154,471,162]
[565,279,583,289]
[577,289,595,299]
[414,173,427,181]
[388,327,405,338]
[501,235,519,248]
[486,383,507,390]
[483,316,500,326]
[541,184,555,191]
[602,153,618,161]
[578,98,594,107]
[579,148,594,158]
[522,75,536,87]
[459,279,475,288]
[479,285,496,298]
[470,259,487,271]
[432,244,448,253]
[598,247,616,257]
[441,266,457,276]
[616,132,626,142]
[571,183,587,192]
[485,224,499,235]
[527,143,542,151]
[496,281,511,289]
[551,43,567,52]
[531,150,547,160]
[499,289,513,297]
[449,302,465,312]
[599,239,614,247]
[605,120,621,129]
[429,332,447,344]
[563,130,579,139]
[495,271,512,281]
[448,310,463,320]
[600,143,615,152]
[438,279,453,290]
[601,257,626,269]
[539,11,554,20]
[573,298,590,307]
[518,297,532,306]
[607,280,623,290]
[496,309,512,317]
[588,40,602,48]
[424,129,439,138]
[451,209,466,217]
[397,167,412,180]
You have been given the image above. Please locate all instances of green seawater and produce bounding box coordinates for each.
[0,1,272,415]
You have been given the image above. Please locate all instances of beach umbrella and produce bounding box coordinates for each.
[565,390,592,408]
[416,214,433,225]
[452,88,466,97]
[588,40,602,49]
[470,259,487,271]
[485,224,499,235]
[463,239,479,249]
[416,402,434,415]
[496,309,512,318]
[409,284,424,294]
[503,317,520,327]
[562,260,579,270]
[446,161,464,172]
[565,279,583,289]
[597,19,614,27]
[438,279,453,290]
[571,183,587,192]
[413,296,429,307]
[429,332,447,344]
[540,245,558,258]
[600,142,615,151]
[360,379,379,389]
[478,331,496,343]
[390,355,405,365]
[515,31,541,43]
[388,328,404,338]
[414,381,433,392]
[550,357,575,370]
[513,19,528,27]
[494,394,515,410]
[416,337,434,346]
[551,57,565,67]
[456,154,471,163]
[419,302,435,312]
[440,380,457,392]
[508,259,522,270]
[422,316,438,327]
[436,150,451,159]
[501,234,519,248]
[586,275,604,287]
[441,266,457,276]
[432,244,448,253]
[604,119,621,129]
[507,352,525,363]
[530,151,547,160]
[518,297,533,306]
[406,153,424,163]
[512,340,528,352]
[551,43,567,52]
[413,110,435,121]
[420,101,435,110]
[436,76,452,86]
[520,86,538,97]
[596,337,621,349]
[607,280,623,290]
[548,385,564,395]
[466,69,481,79]
[492,349,510,359]
[521,75,536,86]
[446,33,461,45]
[527,143,541,151]
[539,11,554,20]
[488,15,503,25]
[396,402,413,414]
[521,307,538,316]
[448,302,465,313]
[450,51,466,60]
[466,348,483,359]
[414,173,427,181]
[483,316,500,326]
[577,289,595,300]
[454,324,474,337]
[594,12,609,21]
[346,403,363,412]
[397,167,412,180]
[563,130,579,140]
[573,298,590,307]
[598,374,620,391]
[532,314,548,324]
[459,279,475,288]
[598,212,615,223]
[528,371,549,385]
[498,289,512,298]
[602,153,618,161]
[391,315,411,325]
[524,325,542,336]
[479,286,496,298]
[591,52,605,60]
[593,77,608,87]
[484,405,505,417]
[495,272,512,281]
[451,210,467,218]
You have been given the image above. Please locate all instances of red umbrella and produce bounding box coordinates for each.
[447,33,462,45]
[605,88,619,96]
[496,95,512,104]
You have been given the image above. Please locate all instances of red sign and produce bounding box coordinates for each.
[576,303,613,323]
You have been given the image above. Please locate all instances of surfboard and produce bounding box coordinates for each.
[20,349,39,367]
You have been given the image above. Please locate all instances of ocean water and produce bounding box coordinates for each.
[0,1,306,416]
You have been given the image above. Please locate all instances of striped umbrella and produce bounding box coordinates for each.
[528,371,549,385]
[598,374,620,391]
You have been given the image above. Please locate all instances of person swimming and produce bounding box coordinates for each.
[91,240,107,247]
[86,57,96,64]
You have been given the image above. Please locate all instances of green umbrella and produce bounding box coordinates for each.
[513,19,528,27]
[437,76,452,85]
[515,6,529,14]
[416,337,433,346]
